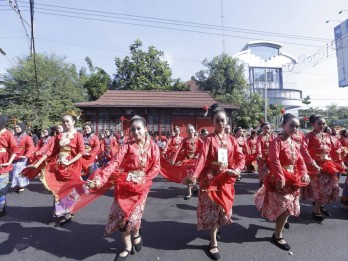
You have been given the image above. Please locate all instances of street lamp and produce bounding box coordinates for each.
[325,20,343,24]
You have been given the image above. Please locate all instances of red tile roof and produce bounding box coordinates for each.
[75,90,238,109]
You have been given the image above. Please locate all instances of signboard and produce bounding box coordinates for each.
[334,19,348,87]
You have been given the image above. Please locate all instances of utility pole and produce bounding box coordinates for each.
[264,69,268,122]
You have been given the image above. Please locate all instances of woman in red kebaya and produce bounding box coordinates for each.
[87,115,160,261]
[81,124,100,180]
[301,115,343,221]
[26,127,53,172]
[254,113,309,251]
[117,131,129,146]
[339,129,348,167]
[338,129,348,207]
[256,122,273,186]
[325,127,344,168]
[246,130,258,172]
[10,122,35,193]
[0,115,19,216]
[234,127,250,179]
[190,104,244,260]
[291,129,305,150]
[30,114,84,226]
[36,128,52,152]
[101,129,118,164]
[162,126,183,163]
[172,124,203,200]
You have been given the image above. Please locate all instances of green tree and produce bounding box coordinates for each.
[2,53,86,129]
[302,95,311,107]
[112,39,188,91]
[195,54,265,128]
[79,57,110,101]
[298,107,325,128]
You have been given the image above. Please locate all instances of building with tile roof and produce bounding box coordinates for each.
[75,90,238,137]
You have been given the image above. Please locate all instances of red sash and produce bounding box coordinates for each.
[160,156,194,184]
[206,171,236,216]
[307,160,344,176]
[264,168,308,192]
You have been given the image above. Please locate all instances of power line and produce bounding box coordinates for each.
[29,0,40,107]
[14,8,326,48]
[0,47,15,65]
[7,0,31,51]
[13,1,331,43]
[36,37,202,63]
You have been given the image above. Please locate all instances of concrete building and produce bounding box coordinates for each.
[234,41,302,110]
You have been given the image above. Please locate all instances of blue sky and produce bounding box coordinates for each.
[0,0,347,109]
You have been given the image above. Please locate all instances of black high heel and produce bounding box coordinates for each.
[133,234,143,252]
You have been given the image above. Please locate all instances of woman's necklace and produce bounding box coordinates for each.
[215,131,227,148]
[287,138,296,162]
[138,141,146,154]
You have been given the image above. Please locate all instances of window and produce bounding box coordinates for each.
[249,46,279,61]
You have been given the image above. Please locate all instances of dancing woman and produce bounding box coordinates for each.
[254,113,309,251]
[10,122,35,193]
[30,113,84,225]
[81,124,100,180]
[172,124,203,200]
[256,122,273,186]
[246,130,258,172]
[0,115,19,216]
[189,104,244,260]
[162,126,183,163]
[100,129,118,165]
[87,115,160,261]
[301,115,343,221]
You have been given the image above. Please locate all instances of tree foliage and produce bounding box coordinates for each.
[79,57,110,101]
[112,39,188,91]
[195,54,269,128]
[298,104,348,128]
[2,53,87,129]
[302,95,311,106]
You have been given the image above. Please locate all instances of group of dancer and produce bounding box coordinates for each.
[0,104,347,260]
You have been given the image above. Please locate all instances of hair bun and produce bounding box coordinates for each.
[210,103,222,112]
[130,115,147,126]
[309,114,322,125]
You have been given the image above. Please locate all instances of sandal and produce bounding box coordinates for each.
[320,206,331,217]
[272,234,290,251]
[312,212,324,222]
[208,244,220,260]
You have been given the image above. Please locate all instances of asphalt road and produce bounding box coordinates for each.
[1,173,348,261]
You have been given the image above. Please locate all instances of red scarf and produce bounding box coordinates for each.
[264,168,308,192]
[206,171,236,216]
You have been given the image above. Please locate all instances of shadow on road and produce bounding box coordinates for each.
[149,187,185,199]
[175,203,196,211]
[0,221,120,260]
